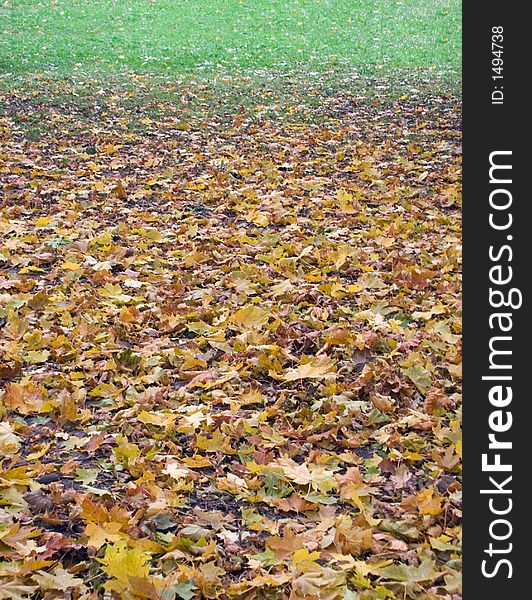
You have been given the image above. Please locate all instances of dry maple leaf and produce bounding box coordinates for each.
[283,356,336,381]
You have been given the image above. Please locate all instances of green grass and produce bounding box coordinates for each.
[1,0,460,78]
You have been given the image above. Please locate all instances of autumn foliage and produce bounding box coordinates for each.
[0,87,461,599]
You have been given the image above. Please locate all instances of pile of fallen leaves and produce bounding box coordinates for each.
[0,83,461,599]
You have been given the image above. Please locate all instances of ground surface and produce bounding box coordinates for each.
[1,2,461,599]
[1,81,461,600]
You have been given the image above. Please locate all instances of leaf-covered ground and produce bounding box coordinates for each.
[0,81,461,599]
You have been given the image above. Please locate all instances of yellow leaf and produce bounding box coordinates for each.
[283,356,336,381]
[137,410,177,428]
[35,217,52,228]
[333,245,353,269]
[26,442,50,461]
[455,439,462,458]
[274,458,336,493]
[233,305,270,330]
[144,228,163,242]
[246,210,269,226]
[19,265,45,274]
[291,548,321,572]
[416,487,443,515]
[114,435,141,462]
[292,567,345,595]
[337,188,358,213]
[195,428,234,454]
[85,522,123,550]
[98,541,150,582]
[61,261,81,271]
[26,350,50,364]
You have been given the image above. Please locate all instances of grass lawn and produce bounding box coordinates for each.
[1,0,460,79]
